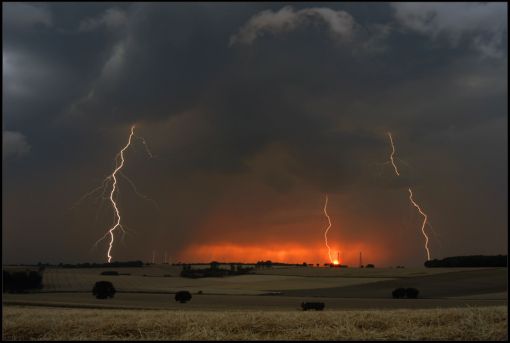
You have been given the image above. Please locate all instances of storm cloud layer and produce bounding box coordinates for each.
[3,3,507,266]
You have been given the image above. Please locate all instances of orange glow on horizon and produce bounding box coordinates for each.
[176,242,383,265]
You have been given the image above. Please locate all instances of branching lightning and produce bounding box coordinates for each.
[386,132,432,260]
[323,194,338,265]
[100,125,136,263]
[76,124,157,263]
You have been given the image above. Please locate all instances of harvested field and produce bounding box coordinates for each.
[3,292,505,311]
[2,305,507,341]
[30,266,394,295]
[253,266,491,278]
[278,268,507,299]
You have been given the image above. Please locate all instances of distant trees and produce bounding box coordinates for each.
[175,290,192,303]
[92,281,116,299]
[424,255,507,268]
[180,264,253,278]
[256,260,273,268]
[61,261,144,268]
[3,270,43,293]
[365,264,375,268]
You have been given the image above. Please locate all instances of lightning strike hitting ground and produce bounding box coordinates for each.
[323,194,338,265]
[83,124,156,262]
[102,125,136,262]
[386,132,432,261]
[408,188,431,261]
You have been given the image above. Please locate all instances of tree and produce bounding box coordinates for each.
[3,270,43,293]
[92,281,116,299]
[392,288,406,299]
[405,288,419,299]
[175,290,192,303]
[365,264,375,268]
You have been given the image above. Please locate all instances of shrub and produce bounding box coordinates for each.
[92,281,116,299]
[3,270,43,293]
[301,302,325,311]
[392,288,406,299]
[175,290,192,303]
[405,288,419,299]
[365,264,375,268]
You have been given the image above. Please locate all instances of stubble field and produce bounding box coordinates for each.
[3,305,507,341]
[2,265,507,340]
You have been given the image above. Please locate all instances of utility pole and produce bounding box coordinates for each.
[152,251,156,264]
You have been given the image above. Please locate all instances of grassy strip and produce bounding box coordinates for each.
[3,305,507,341]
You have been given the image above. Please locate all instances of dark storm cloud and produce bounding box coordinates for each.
[3,3,507,264]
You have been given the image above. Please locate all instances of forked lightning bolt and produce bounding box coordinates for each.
[77,124,156,263]
[386,132,432,261]
[101,125,136,262]
[323,194,338,265]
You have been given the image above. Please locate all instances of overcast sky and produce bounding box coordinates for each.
[3,2,507,266]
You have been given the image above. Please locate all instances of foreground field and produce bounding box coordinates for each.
[3,305,507,340]
[3,291,506,311]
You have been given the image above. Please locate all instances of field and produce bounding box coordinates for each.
[3,305,507,340]
[3,265,507,340]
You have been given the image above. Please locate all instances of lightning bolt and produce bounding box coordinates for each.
[77,124,156,263]
[408,188,431,261]
[323,194,338,265]
[100,125,136,263]
[387,132,400,176]
[386,132,432,261]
